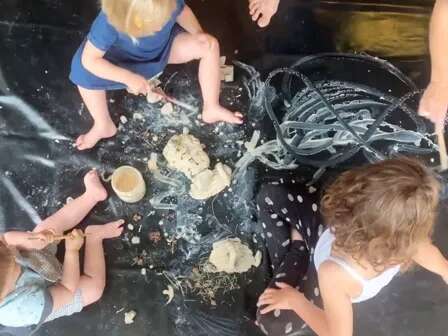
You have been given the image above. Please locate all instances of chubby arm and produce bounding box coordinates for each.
[3,230,54,250]
[81,42,150,95]
[413,241,448,281]
[48,230,83,310]
[176,5,203,34]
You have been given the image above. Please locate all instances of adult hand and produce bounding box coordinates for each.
[125,73,151,95]
[418,81,448,128]
[257,282,304,314]
[65,229,85,252]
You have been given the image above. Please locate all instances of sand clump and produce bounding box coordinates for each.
[162,134,232,199]
[207,238,261,274]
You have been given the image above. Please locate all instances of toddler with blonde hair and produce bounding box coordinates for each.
[70,0,243,150]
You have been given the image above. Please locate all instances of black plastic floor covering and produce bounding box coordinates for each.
[1,1,448,336]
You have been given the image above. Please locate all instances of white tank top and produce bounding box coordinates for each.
[314,229,400,303]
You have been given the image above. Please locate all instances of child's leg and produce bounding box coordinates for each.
[75,87,117,150]
[33,170,107,235]
[255,183,310,336]
[78,221,123,305]
[256,183,309,287]
[168,32,243,124]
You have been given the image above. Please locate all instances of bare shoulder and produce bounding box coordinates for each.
[318,259,350,281]
[318,260,358,297]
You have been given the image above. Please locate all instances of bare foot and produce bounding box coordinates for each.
[75,123,117,151]
[202,105,244,124]
[291,227,303,241]
[84,169,107,201]
[86,220,125,240]
[249,0,279,28]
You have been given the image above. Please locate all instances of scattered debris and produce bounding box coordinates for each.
[188,259,240,304]
[132,213,142,222]
[131,236,141,245]
[220,56,234,82]
[148,230,162,244]
[124,310,137,324]
[162,285,175,305]
[161,102,174,115]
[133,112,144,120]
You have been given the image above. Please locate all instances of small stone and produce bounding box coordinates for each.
[124,310,137,324]
[133,112,144,120]
[161,102,174,115]
[162,285,175,305]
[127,224,134,231]
[131,236,140,245]
[120,115,128,124]
[141,268,147,275]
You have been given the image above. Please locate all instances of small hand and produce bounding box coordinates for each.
[418,81,448,128]
[29,230,56,249]
[65,229,85,252]
[257,282,303,314]
[125,73,151,96]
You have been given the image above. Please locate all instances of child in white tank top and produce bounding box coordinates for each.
[256,157,448,336]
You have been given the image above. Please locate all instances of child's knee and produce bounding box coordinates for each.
[195,33,219,56]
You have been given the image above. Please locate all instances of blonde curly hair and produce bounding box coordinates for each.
[321,157,440,271]
[102,0,177,37]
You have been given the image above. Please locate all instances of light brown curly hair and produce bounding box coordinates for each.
[0,237,16,300]
[321,157,440,271]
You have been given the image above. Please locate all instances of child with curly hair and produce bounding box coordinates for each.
[255,157,447,336]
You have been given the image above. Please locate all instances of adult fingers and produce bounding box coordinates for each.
[258,292,273,301]
[263,288,277,295]
[260,304,278,314]
[275,282,292,289]
[257,297,275,306]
